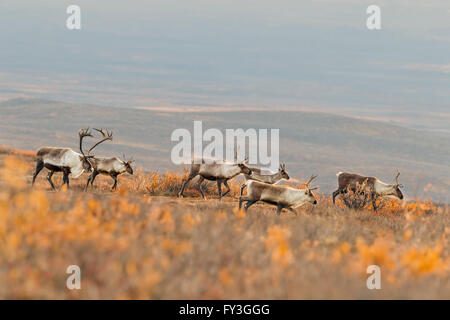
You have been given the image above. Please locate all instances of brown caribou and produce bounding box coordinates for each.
[178,158,252,200]
[240,163,290,197]
[332,171,404,210]
[84,129,134,191]
[239,174,318,214]
[32,128,94,190]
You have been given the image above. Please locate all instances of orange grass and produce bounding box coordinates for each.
[0,155,449,299]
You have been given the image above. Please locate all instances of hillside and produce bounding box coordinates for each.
[0,151,449,299]
[0,97,449,201]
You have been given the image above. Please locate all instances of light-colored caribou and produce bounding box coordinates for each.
[84,129,134,191]
[332,171,404,210]
[178,158,252,200]
[32,128,94,190]
[239,163,290,197]
[239,175,318,214]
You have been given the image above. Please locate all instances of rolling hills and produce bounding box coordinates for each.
[0,97,449,201]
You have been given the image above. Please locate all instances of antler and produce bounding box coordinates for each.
[305,174,318,187]
[94,128,113,140]
[394,170,403,187]
[88,128,113,155]
[234,146,238,162]
[233,145,249,164]
[78,127,93,157]
[395,170,400,184]
[122,153,135,163]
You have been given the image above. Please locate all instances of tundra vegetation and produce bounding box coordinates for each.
[0,147,448,299]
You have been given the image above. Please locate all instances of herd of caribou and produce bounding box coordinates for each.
[31,128,404,214]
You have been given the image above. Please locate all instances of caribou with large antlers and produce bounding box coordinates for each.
[84,128,134,191]
[32,128,94,190]
[178,158,252,200]
[239,163,290,197]
[332,171,404,210]
[239,174,318,214]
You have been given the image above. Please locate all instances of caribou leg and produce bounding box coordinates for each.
[221,180,231,198]
[276,204,284,215]
[238,196,246,209]
[90,171,99,187]
[110,173,118,191]
[244,200,257,211]
[196,176,206,199]
[85,174,92,190]
[178,173,197,198]
[332,189,341,204]
[85,171,99,190]
[239,183,247,197]
[32,160,44,186]
[62,170,70,189]
[217,180,222,201]
[47,171,56,190]
[371,193,379,211]
[286,206,297,215]
[239,195,253,209]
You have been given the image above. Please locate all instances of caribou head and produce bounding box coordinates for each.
[237,156,252,175]
[279,163,290,180]
[392,171,404,199]
[121,154,135,175]
[303,174,318,204]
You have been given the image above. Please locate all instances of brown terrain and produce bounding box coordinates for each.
[0,146,448,299]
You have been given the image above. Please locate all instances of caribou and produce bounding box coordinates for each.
[178,158,252,200]
[239,163,290,197]
[239,175,318,214]
[332,171,404,210]
[84,129,134,191]
[32,128,94,190]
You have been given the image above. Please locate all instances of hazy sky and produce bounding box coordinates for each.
[0,1,449,131]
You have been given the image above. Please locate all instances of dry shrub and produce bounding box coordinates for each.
[341,180,372,210]
[145,171,188,195]
[141,169,242,199]
[0,156,449,299]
